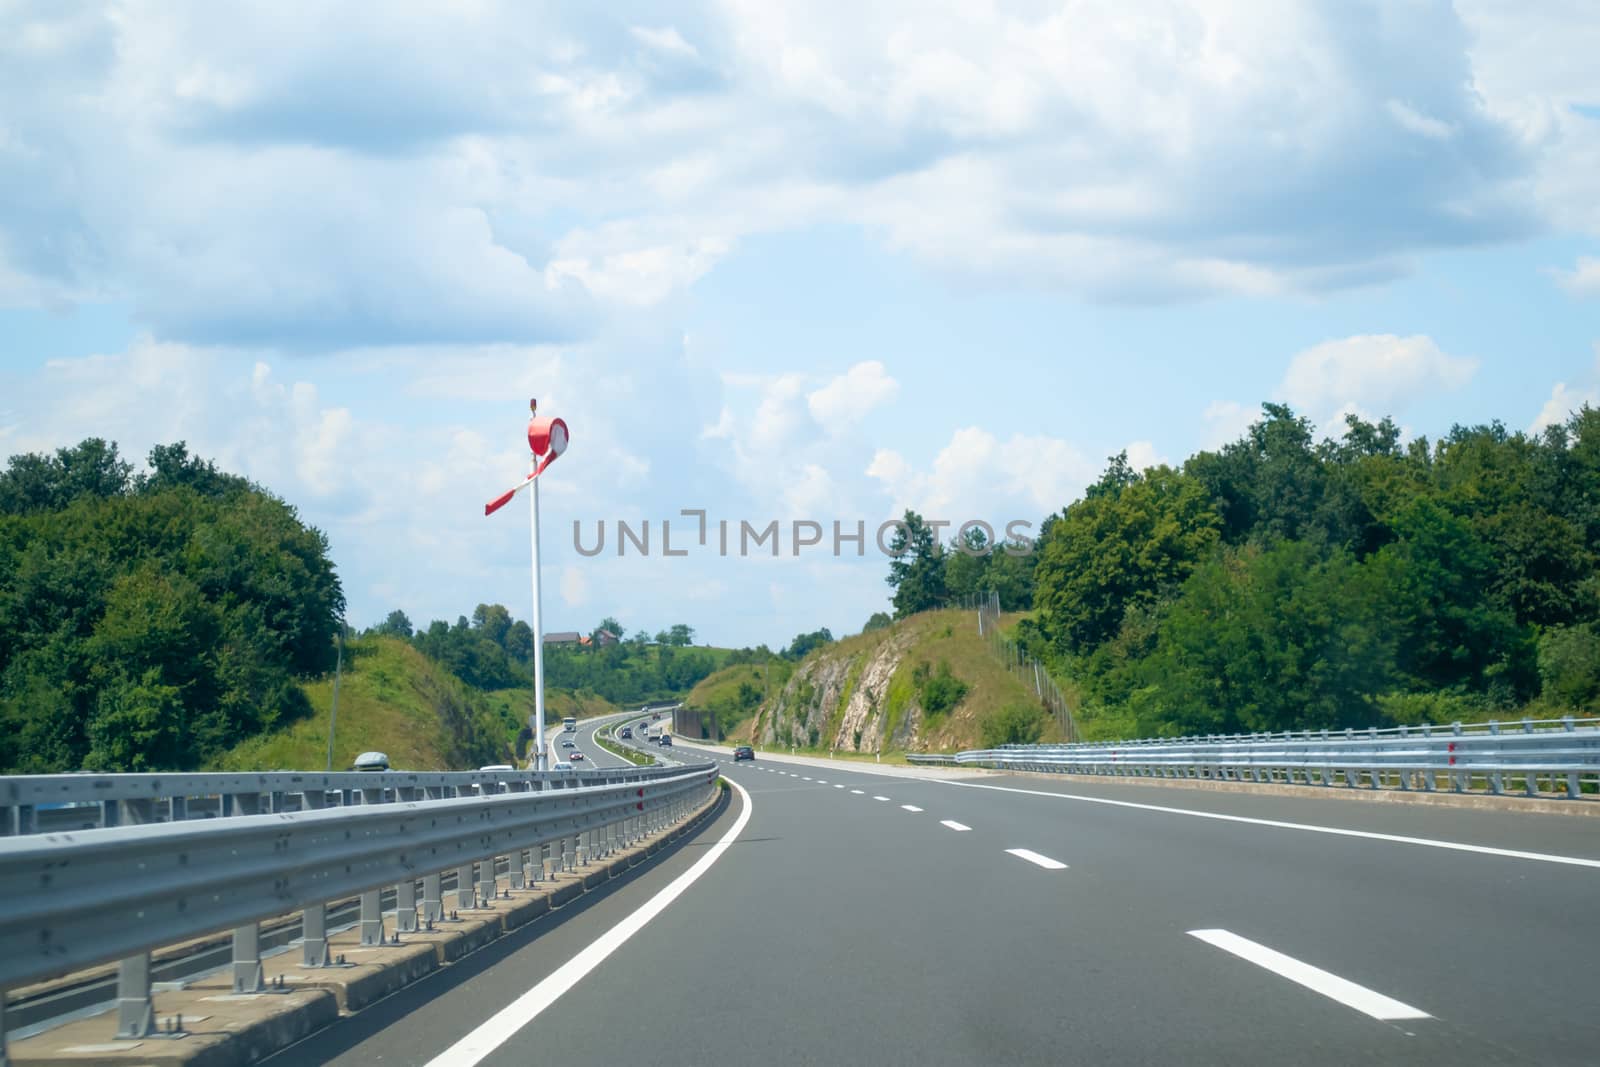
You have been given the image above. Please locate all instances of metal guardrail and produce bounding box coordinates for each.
[0,760,719,1051]
[907,718,1600,798]
[2,765,669,836]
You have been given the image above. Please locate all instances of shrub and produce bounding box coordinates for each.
[980,703,1047,747]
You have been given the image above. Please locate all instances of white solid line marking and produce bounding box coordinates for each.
[901,804,923,812]
[872,795,891,802]
[931,780,1600,870]
[1006,848,1068,870]
[425,780,753,1067]
[941,820,971,832]
[1188,929,1429,1021]
[851,789,865,795]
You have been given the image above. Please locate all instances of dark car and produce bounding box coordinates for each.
[733,745,754,761]
[620,728,632,739]
[658,735,673,747]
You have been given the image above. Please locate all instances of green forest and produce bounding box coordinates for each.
[885,404,1600,739]
[0,440,343,772]
[367,607,740,706]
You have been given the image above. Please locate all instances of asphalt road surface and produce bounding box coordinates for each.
[263,734,1600,1066]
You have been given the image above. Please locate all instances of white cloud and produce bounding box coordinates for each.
[1202,399,1256,448]
[1124,440,1168,471]
[1529,346,1600,433]
[1550,256,1600,297]
[630,26,700,61]
[1276,334,1478,425]
[868,426,1096,523]
[1386,100,1456,141]
[806,360,899,427]
[0,0,1565,340]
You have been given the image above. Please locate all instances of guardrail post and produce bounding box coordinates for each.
[169,795,187,822]
[457,864,476,909]
[302,902,331,967]
[422,872,443,923]
[397,877,418,932]
[542,843,556,881]
[233,922,265,992]
[115,952,155,1037]
[360,889,384,944]
[478,859,496,905]
[510,850,526,889]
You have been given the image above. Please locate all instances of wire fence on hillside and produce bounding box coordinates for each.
[945,590,1078,742]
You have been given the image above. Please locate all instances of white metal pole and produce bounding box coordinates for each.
[529,455,548,771]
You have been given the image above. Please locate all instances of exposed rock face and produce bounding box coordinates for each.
[759,629,925,752]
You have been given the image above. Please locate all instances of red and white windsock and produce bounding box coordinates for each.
[485,402,570,516]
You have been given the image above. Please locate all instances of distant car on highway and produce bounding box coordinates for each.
[552,761,574,772]
[478,764,514,772]
[620,727,632,739]
[561,739,576,748]
[569,751,585,761]
[659,735,673,747]
[353,751,390,771]
[733,746,754,761]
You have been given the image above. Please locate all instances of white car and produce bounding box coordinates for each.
[552,761,574,772]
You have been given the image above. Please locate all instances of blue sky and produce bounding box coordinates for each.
[3,1,1598,649]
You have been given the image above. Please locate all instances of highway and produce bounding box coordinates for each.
[263,731,1600,1065]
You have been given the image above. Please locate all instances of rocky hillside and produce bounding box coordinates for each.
[748,610,1068,754]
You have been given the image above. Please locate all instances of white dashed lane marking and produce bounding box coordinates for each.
[872,795,891,802]
[1005,848,1068,870]
[901,805,923,812]
[851,790,864,795]
[1188,930,1430,1021]
[940,820,971,832]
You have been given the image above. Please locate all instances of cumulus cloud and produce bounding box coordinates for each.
[0,0,1571,345]
[1276,334,1478,429]
[1550,256,1600,297]
[1529,345,1600,433]
[1202,399,1257,448]
[807,360,899,427]
[868,426,1097,524]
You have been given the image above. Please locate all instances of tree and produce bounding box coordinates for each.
[594,617,624,643]
[943,526,990,602]
[0,438,133,515]
[473,604,513,649]
[666,623,694,647]
[0,440,343,772]
[885,510,946,617]
[1032,463,1220,655]
[785,628,834,660]
[375,609,414,639]
[862,612,893,633]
